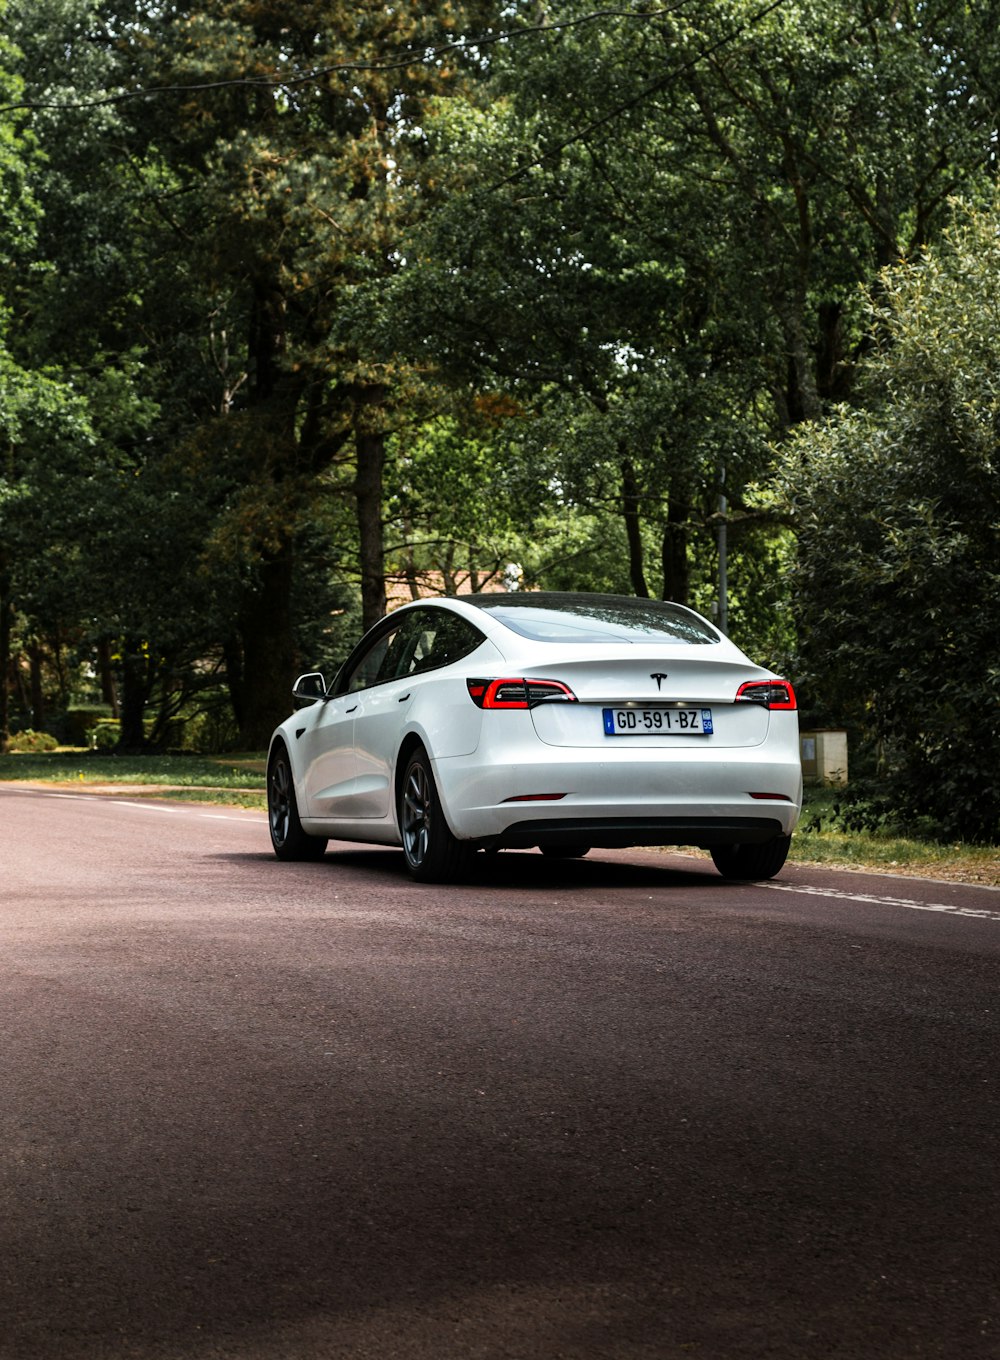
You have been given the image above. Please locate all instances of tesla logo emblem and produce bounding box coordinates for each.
[650,673,669,690]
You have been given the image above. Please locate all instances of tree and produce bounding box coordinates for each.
[105,0,502,743]
[782,196,1000,841]
[383,82,752,609]
[381,0,1000,631]
[2,0,233,749]
[0,346,100,749]
[4,0,502,746]
[0,0,60,752]
[6,0,1000,752]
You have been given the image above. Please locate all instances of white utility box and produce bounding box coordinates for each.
[800,730,848,786]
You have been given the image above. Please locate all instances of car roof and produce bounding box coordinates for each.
[391,591,724,648]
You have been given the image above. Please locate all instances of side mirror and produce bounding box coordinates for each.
[291,672,327,708]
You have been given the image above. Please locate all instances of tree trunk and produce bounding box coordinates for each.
[96,637,120,717]
[621,458,650,598]
[28,639,45,730]
[118,636,147,753]
[661,491,691,605]
[224,636,246,733]
[234,547,298,750]
[355,401,387,631]
[0,573,12,754]
[402,515,421,600]
[779,292,822,426]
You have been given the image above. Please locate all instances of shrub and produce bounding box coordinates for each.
[88,721,120,751]
[61,706,115,746]
[7,729,60,753]
[179,708,241,754]
[784,198,1000,843]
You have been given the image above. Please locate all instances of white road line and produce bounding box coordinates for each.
[113,801,261,824]
[765,881,1000,924]
[114,801,183,813]
[200,813,262,823]
[4,785,262,825]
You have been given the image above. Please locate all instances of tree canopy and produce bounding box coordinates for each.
[1,0,998,820]
[783,195,1000,841]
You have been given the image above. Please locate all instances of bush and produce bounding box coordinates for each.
[784,197,1000,843]
[88,721,120,751]
[61,706,115,746]
[178,708,241,754]
[7,729,60,753]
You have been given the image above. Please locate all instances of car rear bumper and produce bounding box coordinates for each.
[493,815,787,850]
[434,741,802,844]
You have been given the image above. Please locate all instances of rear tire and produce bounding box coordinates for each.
[268,744,328,861]
[710,835,791,881]
[398,747,474,883]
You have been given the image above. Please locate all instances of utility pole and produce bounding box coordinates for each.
[717,465,728,634]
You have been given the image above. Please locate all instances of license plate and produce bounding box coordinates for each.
[603,706,713,736]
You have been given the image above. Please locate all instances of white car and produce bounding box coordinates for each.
[267,592,802,882]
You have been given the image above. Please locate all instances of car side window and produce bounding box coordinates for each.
[344,626,402,694]
[405,610,485,676]
[373,617,423,685]
[341,609,486,693]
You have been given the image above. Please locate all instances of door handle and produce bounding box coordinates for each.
[346,704,359,714]
[397,693,411,703]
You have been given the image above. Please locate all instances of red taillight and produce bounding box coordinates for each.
[466,678,578,710]
[736,680,797,710]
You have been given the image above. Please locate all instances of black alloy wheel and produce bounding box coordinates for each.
[268,745,328,861]
[399,748,474,883]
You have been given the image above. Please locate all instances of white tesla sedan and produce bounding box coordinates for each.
[267,592,802,882]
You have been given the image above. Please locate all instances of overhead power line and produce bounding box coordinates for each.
[0,7,688,115]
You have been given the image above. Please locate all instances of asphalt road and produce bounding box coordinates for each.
[2,784,999,1360]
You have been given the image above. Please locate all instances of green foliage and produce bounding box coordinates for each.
[176,704,240,756]
[2,0,1000,825]
[6,728,58,752]
[384,409,533,593]
[792,788,999,883]
[783,197,1000,841]
[379,0,1000,625]
[88,720,120,751]
[61,707,114,746]
[0,8,38,259]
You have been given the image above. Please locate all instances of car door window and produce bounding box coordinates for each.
[374,615,425,684]
[344,626,402,694]
[406,610,485,676]
[341,609,486,694]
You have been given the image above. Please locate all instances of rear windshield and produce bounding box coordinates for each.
[468,593,719,645]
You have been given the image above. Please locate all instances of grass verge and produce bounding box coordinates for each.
[0,750,266,792]
[791,788,1000,886]
[1,754,996,885]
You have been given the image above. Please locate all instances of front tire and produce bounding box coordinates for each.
[398,747,474,883]
[268,744,328,861]
[710,835,791,881]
